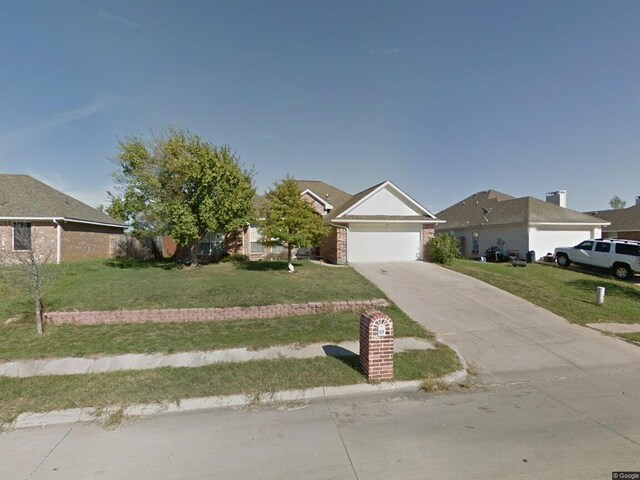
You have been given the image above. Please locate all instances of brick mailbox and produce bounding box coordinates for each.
[359,310,394,381]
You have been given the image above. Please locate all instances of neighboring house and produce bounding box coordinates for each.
[585,197,640,241]
[437,190,610,260]
[0,174,127,263]
[228,180,444,264]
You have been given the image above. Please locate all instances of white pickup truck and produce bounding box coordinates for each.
[554,239,640,280]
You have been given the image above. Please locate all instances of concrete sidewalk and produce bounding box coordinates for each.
[0,337,434,378]
[354,262,640,384]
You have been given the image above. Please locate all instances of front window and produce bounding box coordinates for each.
[13,222,32,251]
[271,244,285,254]
[198,232,225,257]
[250,225,263,254]
[471,232,479,254]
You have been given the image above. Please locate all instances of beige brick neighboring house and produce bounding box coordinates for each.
[229,180,443,264]
[0,174,126,263]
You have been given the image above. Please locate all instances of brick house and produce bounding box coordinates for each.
[0,174,127,263]
[585,197,640,241]
[229,180,443,264]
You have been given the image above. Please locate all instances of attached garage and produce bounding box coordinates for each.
[329,181,444,264]
[347,224,422,262]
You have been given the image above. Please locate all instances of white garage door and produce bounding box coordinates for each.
[348,224,422,262]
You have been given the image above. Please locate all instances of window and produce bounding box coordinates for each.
[615,243,640,257]
[594,242,611,253]
[198,232,225,257]
[250,225,263,254]
[13,222,31,251]
[271,244,285,254]
[575,241,594,251]
[471,232,479,254]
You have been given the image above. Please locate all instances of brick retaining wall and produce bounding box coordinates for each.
[43,299,390,325]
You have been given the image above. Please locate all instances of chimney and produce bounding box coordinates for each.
[546,190,567,208]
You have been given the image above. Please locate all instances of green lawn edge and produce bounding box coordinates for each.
[0,347,461,425]
[445,260,640,326]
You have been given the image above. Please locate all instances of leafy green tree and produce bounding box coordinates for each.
[109,127,255,263]
[428,234,462,264]
[260,176,329,271]
[609,195,626,209]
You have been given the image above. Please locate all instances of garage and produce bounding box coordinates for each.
[347,223,422,262]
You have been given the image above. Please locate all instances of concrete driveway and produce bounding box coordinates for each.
[353,262,640,384]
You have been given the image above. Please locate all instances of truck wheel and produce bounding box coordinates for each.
[613,263,632,280]
[556,254,571,267]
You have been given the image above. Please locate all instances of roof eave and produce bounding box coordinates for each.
[0,216,127,229]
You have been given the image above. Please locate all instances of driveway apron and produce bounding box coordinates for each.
[353,262,640,384]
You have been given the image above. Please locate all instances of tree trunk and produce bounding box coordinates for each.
[35,298,43,335]
[287,244,294,273]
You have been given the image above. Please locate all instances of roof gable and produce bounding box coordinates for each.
[335,181,438,221]
[0,174,126,227]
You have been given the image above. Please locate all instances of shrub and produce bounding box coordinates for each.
[429,234,462,264]
[220,253,249,263]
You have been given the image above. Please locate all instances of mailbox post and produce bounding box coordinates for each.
[359,310,394,381]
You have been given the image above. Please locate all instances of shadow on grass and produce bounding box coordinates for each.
[233,261,303,272]
[567,279,640,300]
[104,259,179,271]
[322,345,361,374]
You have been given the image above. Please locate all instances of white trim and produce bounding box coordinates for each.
[300,189,334,211]
[336,181,438,220]
[53,219,62,264]
[529,222,610,226]
[0,216,126,229]
[441,221,609,230]
[333,219,446,224]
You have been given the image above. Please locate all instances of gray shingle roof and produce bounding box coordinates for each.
[437,190,609,230]
[585,204,640,232]
[0,174,126,227]
[294,180,353,212]
[253,180,354,218]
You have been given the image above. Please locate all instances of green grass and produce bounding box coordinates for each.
[0,259,383,320]
[0,347,460,425]
[0,306,431,361]
[446,260,640,326]
[620,333,640,343]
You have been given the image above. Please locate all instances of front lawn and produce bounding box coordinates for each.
[446,260,640,326]
[0,259,383,320]
[0,346,461,425]
[0,306,431,361]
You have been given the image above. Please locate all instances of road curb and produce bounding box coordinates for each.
[4,369,467,431]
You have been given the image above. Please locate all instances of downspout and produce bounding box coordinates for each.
[52,219,62,264]
[330,222,349,265]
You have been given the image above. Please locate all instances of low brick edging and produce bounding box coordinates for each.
[43,299,390,326]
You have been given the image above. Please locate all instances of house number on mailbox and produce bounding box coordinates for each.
[377,324,386,336]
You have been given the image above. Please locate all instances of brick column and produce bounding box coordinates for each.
[359,310,394,381]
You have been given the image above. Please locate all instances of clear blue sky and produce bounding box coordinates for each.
[1,0,639,212]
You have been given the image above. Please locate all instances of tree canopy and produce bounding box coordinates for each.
[108,127,255,261]
[609,195,626,209]
[260,176,329,270]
